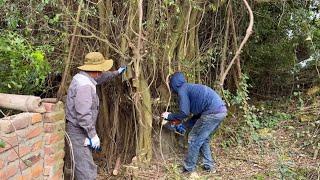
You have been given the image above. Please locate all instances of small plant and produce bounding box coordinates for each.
[165,163,182,180]
[293,91,304,109]
[0,140,5,148]
[222,74,293,145]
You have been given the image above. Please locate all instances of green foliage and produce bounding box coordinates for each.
[243,1,319,96]
[165,163,182,179]
[0,0,64,96]
[253,173,266,180]
[223,74,293,145]
[0,31,51,94]
[0,140,5,148]
[0,0,65,72]
[293,91,304,109]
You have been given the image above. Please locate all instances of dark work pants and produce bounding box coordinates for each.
[67,126,97,180]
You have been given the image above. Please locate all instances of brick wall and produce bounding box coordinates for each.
[0,101,65,180]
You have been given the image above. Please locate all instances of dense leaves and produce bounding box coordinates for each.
[244,1,320,96]
[0,32,50,94]
[0,0,65,95]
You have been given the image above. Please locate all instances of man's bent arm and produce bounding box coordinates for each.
[95,71,119,85]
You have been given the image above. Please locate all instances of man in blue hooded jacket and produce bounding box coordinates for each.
[162,72,227,173]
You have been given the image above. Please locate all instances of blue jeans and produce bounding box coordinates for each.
[184,112,227,171]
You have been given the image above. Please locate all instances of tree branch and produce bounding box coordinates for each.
[219,0,254,87]
[57,0,82,100]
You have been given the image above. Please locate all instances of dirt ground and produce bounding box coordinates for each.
[97,120,320,180]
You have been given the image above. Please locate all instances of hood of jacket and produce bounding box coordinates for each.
[169,72,186,93]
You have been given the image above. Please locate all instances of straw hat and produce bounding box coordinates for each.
[77,52,113,71]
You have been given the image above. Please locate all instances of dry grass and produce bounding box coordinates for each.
[96,120,320,180]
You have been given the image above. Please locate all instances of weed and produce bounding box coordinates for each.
[0,140,5,148]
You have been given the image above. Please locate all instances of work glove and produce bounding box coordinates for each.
[161,112,171,120]
[84,134,101,150]
[175,124,186,135]
[117,66,127,74]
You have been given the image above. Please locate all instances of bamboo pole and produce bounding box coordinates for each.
[0,93,45,113]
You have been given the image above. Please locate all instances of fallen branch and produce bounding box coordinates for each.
[112,157,121,176]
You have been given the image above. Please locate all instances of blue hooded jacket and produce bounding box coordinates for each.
[167,72,226,121]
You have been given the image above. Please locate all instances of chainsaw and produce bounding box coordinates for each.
[162,119,186,136]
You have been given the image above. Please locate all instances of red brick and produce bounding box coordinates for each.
[44,121,65,133]
[0,135,18,153]
[43,102,64,113]
[31,113,42,124]
[44,142,64,156]
[17,154,41,172]
[44,132,64,145]
[44,159,64,176]
[50,169,63,180]
[45,150,65,166]
[26,126,43,140]
[27,154,41,165]
[0,159,4,169]
[32,140,43,152]
[54,101,64,111]
[6,162,18,178]
[0,113,31,133]
[17,169,32,180]
[43,166,50,176]
[18,160,29,171]
[44,146,53,156]
[0,171,5,180]
[31,162,43,178]
[43,111,65,123]
[44,156,54,166]
[43,103,55,113]
[8,146,32,162]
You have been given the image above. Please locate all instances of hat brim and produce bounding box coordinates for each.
[77,59,114,71]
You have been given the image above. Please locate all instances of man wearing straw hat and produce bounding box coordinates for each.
[65,52,126,180]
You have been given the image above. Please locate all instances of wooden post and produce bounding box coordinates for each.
[0,93,46,113]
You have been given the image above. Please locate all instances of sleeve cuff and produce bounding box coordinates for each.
[88,129,97,139]
[167,114,174,120]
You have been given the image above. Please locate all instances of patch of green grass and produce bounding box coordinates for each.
[165,163,182,180]
[252,173,266,180]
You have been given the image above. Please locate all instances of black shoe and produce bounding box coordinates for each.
[181,167,191,174]
[203,165,216,173]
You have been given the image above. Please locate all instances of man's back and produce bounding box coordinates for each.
[180,83,225,115]
[168,72,226,120]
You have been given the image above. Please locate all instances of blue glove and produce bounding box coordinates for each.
[117,66,127,74]
[175,124,186,135]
